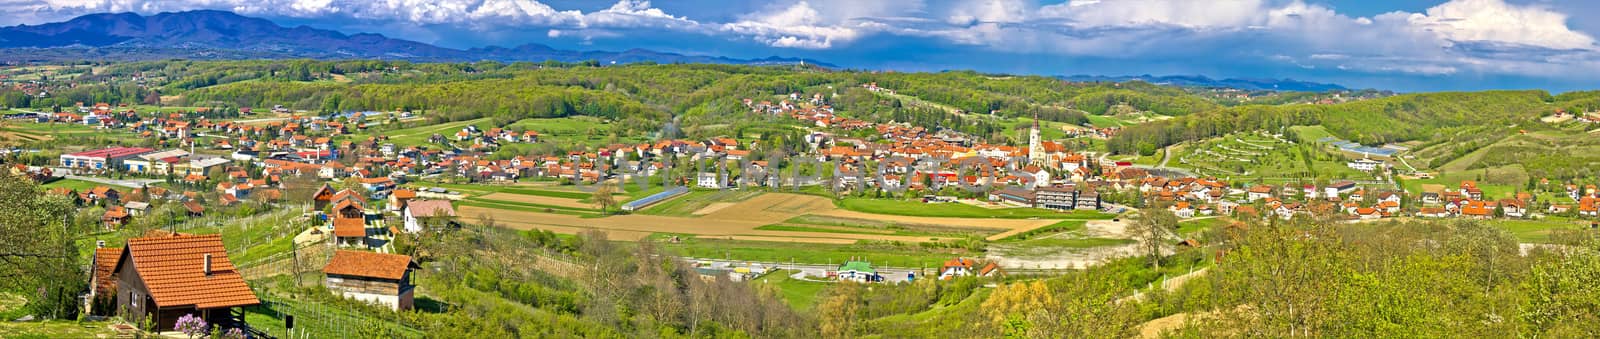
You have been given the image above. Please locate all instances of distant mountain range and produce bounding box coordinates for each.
[0,10,831,66]
[1059,74,1349,92]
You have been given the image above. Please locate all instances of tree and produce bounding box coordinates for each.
[0,172,82,319]
[340,176,369,197]
[593,180,618,215]
[1133,209,1179,269]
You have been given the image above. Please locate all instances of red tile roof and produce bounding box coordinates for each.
[118,234,258,309]
[333,217,366,237]
[92,247,121,295]
[323,250,415,280]
[406,200,456,218]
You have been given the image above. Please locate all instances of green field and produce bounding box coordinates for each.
[1400,165,1525,201]
[751,270,831,311]
[1486,217,1591,243]
[40,178,103,191]
[659,235,965,267]
[1174,132,1371,181]
[508,116,651,147]
[1287,125,1336,142]
[835,198,1116,220]
[636,190,761,217]
[784,214,1003,237]
[1177,217,1229,237]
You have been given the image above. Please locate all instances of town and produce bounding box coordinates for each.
[3,9,1600,335]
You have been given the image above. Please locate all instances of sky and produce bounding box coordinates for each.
[3,0,1598,92]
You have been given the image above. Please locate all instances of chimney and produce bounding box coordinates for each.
[203,254,212,275]
[96,240,105,248]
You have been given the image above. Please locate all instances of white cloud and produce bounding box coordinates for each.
[1399,0,1594,50]
[1038,0,1268,30]
[718,0,909,49]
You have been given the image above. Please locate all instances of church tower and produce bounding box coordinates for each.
[1028,111,1044,165]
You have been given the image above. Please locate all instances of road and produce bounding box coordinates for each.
[687,257,929,283]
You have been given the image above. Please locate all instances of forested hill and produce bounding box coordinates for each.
[2,60,1221,141]
[1105,90,1580,155]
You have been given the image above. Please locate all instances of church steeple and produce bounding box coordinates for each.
[1028,111,1044,166]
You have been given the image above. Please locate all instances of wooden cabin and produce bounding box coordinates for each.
[112,233,259,331]
[322,250,420,310]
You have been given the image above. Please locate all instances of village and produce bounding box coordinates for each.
[1,81,1597,338]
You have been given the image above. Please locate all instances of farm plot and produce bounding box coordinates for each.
[1175,132,1369,181]
[477,192,594,209]
[460,192,1069,245]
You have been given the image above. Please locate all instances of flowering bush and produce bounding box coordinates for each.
[175,313,207,338]
[225,327,246,339]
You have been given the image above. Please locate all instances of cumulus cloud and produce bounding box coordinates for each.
[4,0,1598,82]
[718,0,912,49]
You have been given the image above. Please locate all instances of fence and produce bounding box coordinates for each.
[238,239,331,281]
[253,294,417,339]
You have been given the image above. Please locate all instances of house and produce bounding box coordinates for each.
[87,243,121,315]
[697,172,723,189]
[312,184,336,210]
[388,189,417,211]
[1501,199,1527,218]
[86,186,121,203]
[1171,202,1196,219]
[182,200,204,217]
[836,261,879,283]
[1347,158,1382,171]
[333,217,368,247]
[402,200,458,233]
[939,258,975,280]
[1247,185,1273,202]
[124,201,151,217]
[101,206,131,228]
[1327,181,1357,197]
[1417,207,1450,218]
[322,250,420,311]
[113,234,259,331]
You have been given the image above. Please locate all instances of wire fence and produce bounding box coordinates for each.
[254,294,415,339]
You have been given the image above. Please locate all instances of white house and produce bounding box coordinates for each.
[402,200,457,233]
[1348,158,1382,172]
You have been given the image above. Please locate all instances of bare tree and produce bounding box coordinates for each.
[593,180,617,215]
[1132,209,1179,269]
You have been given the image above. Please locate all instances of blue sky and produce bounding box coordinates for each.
[7,0,1599,92]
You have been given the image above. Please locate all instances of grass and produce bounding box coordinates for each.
[1288,125,1335,142]
[40,178,103,191]
[996,220,1087,241]
[754,224,893,235]
[1172,131,1371,181]
[358,117,489,146]
[993,235,1136,257]
[1400,165,1526,201]
[1177,217,1230,237]
[778,215,1002,238]
[658,235,964,268]
[835,198,1117,220]
[0,321,119,338]
[456,199,599,217]
[1486,217,1590,243]
[636,190,761,217]
[508,116,650,147]
[751,270,831,311]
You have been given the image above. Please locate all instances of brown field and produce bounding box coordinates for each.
[461,192,1064,244]
[479,192,594,209]
[692,202,735,215]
